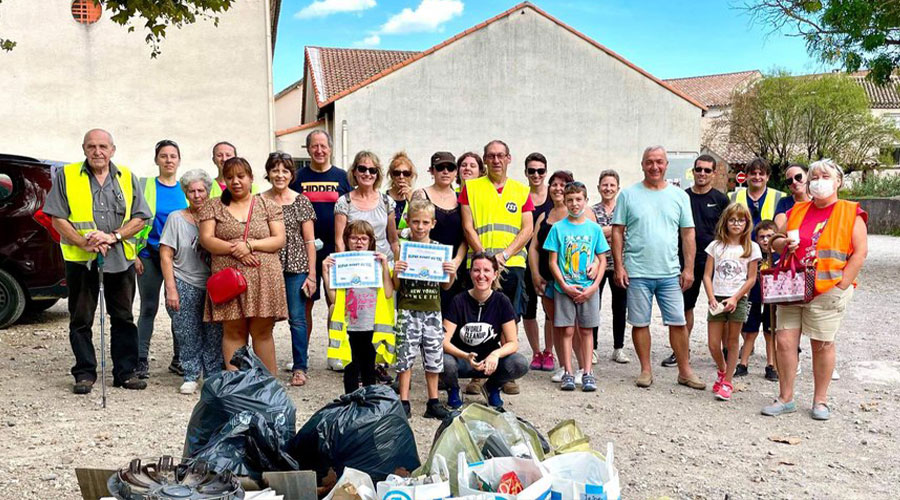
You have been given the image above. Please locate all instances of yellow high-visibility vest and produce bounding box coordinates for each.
[466,175,530,268]
[327,287,396,365]
[134,176,188,254]
[729,187,784,221]
[60,162,136,262]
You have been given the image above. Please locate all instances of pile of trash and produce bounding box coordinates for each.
[172,347,619,499]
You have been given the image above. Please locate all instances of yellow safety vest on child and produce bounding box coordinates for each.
[327,287,397,365]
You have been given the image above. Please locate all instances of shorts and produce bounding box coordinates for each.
[523,268,539,320]
[394,309,444,373]
[776,285,854,342]
[742,299,771,334]
[682,260,706,311]
[707,295,750,323]
[499,267,526,321]
[626,276,686,327]
[553,288,600,328]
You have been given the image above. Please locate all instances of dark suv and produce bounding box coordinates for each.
[0,154,68,328]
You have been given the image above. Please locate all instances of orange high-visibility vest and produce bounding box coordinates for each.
[786,200,865,294]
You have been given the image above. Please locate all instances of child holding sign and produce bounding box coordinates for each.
[393,200,457,419]
[323,220,394,394]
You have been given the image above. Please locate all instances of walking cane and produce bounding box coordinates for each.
[97,253,107,409]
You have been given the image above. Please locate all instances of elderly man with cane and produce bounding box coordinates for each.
[45,129,151,395]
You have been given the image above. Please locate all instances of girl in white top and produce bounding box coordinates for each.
[703,203,761,401]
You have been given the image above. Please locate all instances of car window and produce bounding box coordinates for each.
[0,173,13,202]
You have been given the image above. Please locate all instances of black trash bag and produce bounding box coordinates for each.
[183,346,298,479]
[287,385,419,483]
[190,410,299,479]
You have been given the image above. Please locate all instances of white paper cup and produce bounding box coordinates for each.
[787,229,800,243]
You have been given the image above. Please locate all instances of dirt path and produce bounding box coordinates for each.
[1,236,898,499]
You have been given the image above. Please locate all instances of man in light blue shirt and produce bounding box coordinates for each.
[611,146,705,390]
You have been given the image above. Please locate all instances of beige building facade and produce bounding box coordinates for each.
[0,0,279,180]
[276,3,703,189]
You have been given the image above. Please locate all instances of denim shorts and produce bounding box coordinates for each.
[626,276,686,327]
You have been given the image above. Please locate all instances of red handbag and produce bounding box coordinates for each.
[207,197,255,304]
[760,250,815,305]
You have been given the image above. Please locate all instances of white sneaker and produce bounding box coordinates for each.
[591,350,599,364]
[179,381,198,395]
[551,368,565,383]
[327,358,345,371]
[574,369,584,386]
[611,348,630,364]
[832,369,840,381]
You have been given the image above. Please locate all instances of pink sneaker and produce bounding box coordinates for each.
[715,381,733,401]
[541,351,555,371]
[530,352,544,371]
[712,370,725,393]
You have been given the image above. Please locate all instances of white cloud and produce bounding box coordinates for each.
[294,0,376,19]
[354,34,382,47]
[379,0,464,35]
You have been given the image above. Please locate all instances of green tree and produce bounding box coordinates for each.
[730,72,900,175]
[745,0,900,84]
[1,0,235,57]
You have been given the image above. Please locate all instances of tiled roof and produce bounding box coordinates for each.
[303,2,704,110]
[664,70,762,108]
[306,47,420,106]
[852,74,900,109]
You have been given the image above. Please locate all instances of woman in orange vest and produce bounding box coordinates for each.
[762,159,868,421]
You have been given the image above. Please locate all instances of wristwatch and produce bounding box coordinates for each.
[501,251,510,261]
[113,231,122,243]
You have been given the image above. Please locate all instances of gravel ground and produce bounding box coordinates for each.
[1,235,898,499]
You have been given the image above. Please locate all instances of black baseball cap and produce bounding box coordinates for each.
[431,151,455,167]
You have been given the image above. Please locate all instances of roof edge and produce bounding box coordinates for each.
[664,69,762,82]
[313,1,705,110]
[275,119,325,137]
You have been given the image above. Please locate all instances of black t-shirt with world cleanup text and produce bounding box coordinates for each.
[446,290,515,362]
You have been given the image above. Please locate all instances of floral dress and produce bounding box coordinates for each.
[200,195,288,322]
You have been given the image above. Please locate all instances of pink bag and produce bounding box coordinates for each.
[760,251,814,305]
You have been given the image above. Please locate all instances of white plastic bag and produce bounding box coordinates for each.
[377,455,451,500]
[456,452,551,500]
[540,445,620,500]
[324,467,377,500]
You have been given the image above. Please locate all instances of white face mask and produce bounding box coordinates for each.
[809,179,836,199]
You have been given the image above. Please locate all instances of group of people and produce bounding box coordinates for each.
[47,128,867,422]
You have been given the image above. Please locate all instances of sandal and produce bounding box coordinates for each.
[290,370,307,387]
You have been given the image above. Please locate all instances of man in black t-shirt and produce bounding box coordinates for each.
[663,154,729,367]
[289,131,352,346]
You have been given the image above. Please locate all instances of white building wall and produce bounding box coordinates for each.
[275,86,303,131]
[331,6,700,189]
[0,0,274,181]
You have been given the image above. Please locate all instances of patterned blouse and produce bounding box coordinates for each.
[280,194,317,274]
[591,201,616,271]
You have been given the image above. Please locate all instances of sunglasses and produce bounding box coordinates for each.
[355,165,378,175]
[390,170,412,178]
[526,168,547,176]
[155,139,179,151]
[269,151,291,160]
[565,181,585,188]
[693,167,714,174]
[433,164,457,173]
[787,173,804,184]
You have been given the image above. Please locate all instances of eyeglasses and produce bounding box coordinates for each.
[390,170,412,178]
[693,167,714,174]
[484,153,508,161]
[727,218,747,226]
[433,164,457,173]
[348,235,370,243]
[355,165,378,175]
[787,173,804,184]
[526,168,547,176]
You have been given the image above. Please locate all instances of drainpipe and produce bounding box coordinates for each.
[341,120,349,168]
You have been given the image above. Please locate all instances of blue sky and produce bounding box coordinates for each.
[273,0,836,92]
